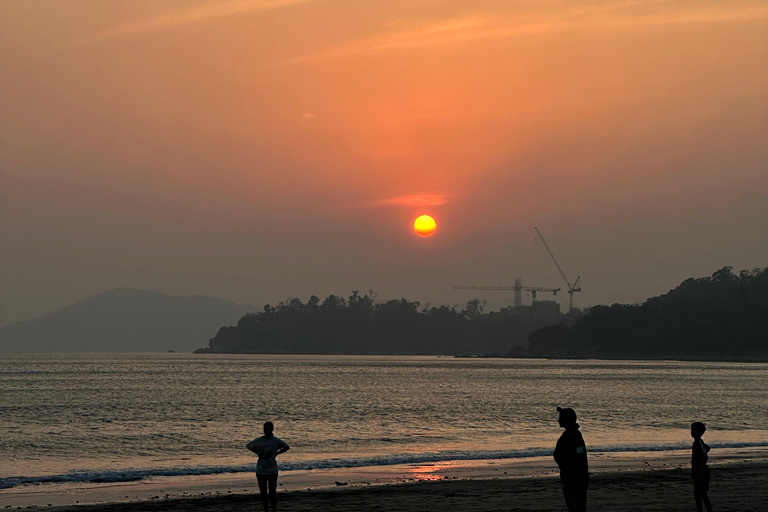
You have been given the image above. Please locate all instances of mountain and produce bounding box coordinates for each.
[0,289,256,352]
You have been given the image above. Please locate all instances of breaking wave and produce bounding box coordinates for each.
[2,441,767,490]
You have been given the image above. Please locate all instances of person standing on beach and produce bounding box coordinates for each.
[691,421,713,512]
[553,407,589,512]
[247,421,290,512]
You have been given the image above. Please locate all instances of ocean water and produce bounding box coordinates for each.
[1,353,767,490]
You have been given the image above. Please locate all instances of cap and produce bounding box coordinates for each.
[557,406,577,425]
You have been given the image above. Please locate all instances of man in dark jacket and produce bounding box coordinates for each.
[553,407,589,512]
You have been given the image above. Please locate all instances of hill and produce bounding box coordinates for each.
[0,289,256,352]
[521,266,768,360]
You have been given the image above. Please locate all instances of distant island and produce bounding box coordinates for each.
[196,293,566,355]
[520,266,768,361]
[0,289,256,353]
[197,266,767,361]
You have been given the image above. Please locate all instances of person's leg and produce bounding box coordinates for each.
[578,487,587,512]
[701,471,712,512]
[694,472,712,512]
[694,490,704,512]
[268,474,278,511]
[562,486,578,512]
[256,474,270,512]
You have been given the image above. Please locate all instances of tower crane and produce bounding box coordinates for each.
[455,277,559,308]
[534,227,581,312]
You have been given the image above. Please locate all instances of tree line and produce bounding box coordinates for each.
[196,266,767,360]
[195,292,564,355]
[523,266,768,360]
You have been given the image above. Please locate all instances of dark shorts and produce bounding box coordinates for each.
[693,468,710,493]
[257,473,278,491]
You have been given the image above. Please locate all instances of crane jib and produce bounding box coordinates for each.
[534,227,582,312]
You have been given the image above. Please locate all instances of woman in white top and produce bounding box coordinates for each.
[247,422,290,512]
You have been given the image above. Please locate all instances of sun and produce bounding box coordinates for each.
[413,214,437,237]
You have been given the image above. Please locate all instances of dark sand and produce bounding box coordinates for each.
[44,462,768,512]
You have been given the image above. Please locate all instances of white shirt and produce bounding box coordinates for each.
[247,435,289,475]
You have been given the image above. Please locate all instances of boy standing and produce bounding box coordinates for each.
[691,421,713,512]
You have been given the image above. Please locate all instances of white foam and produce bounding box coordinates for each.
[3,441,768,490]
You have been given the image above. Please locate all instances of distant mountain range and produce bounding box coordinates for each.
[0,289,256,352]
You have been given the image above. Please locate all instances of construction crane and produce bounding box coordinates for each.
[455,277,559,308]
[534,227,581,312]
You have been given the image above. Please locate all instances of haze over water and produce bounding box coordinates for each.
[2,354,767,490]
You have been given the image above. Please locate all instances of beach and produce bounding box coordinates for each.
[34,461,767,512]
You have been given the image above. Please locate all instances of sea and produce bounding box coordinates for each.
[1,353,767,497]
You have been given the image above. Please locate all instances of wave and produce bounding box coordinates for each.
[2,441,767,490]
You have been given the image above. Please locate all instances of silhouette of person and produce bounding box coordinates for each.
[247,421,290,512]
[553,407,589,512]
[690,421,713,512]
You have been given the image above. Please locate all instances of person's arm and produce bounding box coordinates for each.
[246,439,259,454]
[692,441,705,475]
[276,439,290,456]
[576,433,587,455]
[553,436,564,466]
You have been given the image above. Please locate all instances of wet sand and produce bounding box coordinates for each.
[42,461,768,512]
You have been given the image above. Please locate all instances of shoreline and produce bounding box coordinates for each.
[187,351,768,362]
[34,460,768,512]
[5,352,768,363]
[459,354,768,362]
[5,448,767,510]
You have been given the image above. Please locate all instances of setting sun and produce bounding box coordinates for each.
[414,215,437,237]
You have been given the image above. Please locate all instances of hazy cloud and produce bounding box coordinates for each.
[70,0,318,48]
[302,112,320,119]
[376,194,452,208]
[292,2,768,62]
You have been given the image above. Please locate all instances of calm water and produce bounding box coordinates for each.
[1,354,767,489]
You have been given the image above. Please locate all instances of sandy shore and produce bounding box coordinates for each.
[38,461,768,512]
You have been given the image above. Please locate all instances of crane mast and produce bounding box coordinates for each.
[455,277,559,307]
[534,227,581,312]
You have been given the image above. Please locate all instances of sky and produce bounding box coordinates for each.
[1,0,767,325]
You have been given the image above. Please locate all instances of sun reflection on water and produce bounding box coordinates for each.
[407,461,458,481]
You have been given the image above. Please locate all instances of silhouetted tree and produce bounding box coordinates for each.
[523,266,768,360]
[197,293,563,355]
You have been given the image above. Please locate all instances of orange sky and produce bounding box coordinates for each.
[1,0,767,323]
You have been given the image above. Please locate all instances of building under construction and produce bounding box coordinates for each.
[455,227,584,314]
[455,277,559,308]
